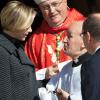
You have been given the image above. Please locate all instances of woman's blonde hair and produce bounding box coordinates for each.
[0,0,36,32]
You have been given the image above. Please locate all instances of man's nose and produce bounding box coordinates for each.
[49,5,55,13]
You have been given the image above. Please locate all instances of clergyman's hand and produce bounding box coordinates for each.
[56,89,70,100]
[45,64,59,79]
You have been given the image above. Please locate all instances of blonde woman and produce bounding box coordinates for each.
[0,1,40,100]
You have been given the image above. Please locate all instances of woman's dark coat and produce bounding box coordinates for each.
[0,32,40,100]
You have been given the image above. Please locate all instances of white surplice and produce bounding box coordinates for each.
[39,60,82,100]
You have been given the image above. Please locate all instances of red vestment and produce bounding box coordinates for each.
[25,8,85,71]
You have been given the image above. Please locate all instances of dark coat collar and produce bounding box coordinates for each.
[72,52,91,67]
[0,32,33,66]
[0,32,17,54]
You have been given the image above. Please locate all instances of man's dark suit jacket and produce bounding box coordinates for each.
[81,48,100,100]
[0,32,40,100]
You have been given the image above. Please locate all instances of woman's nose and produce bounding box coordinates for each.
[28,27,32,33]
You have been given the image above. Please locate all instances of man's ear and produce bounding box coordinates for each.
[87,32,91,41]
[81,40,85,50]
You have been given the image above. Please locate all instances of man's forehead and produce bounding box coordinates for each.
[68,23,83,36]
[40,0,59,5]
[34,0,64,5]
[68,29,80,37]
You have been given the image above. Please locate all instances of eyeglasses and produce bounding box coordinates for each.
[39,0,66,11]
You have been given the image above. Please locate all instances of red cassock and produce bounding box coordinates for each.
[25,8,85,71]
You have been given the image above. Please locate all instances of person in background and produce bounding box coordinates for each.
[81,13,100,100]
[24,0,85,79]
[0,1,40,100]
[68,0,89,16]
[38,21,91,100]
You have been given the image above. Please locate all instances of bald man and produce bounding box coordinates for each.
[39,21,91,100]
